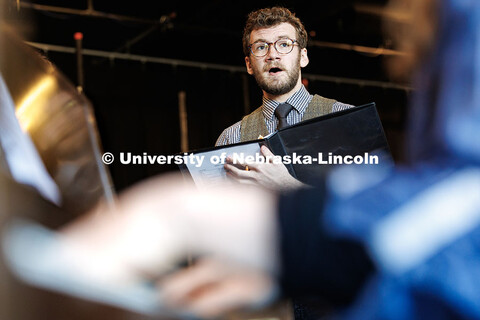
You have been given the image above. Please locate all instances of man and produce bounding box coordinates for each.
[217,8,355,318]
[216,7,353,191]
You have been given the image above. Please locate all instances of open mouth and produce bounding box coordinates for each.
[268,67,283,74]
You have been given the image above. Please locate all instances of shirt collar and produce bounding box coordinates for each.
[262,85,312,120]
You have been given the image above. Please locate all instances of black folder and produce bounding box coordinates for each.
[180,102,391,186]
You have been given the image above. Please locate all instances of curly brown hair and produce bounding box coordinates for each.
[242,7,308,56]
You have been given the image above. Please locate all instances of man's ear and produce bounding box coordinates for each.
[245,56,254,75]
[300,48,309,68]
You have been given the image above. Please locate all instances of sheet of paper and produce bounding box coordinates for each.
[185,143,261,188]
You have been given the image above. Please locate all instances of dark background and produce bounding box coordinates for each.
[4,0,410,191]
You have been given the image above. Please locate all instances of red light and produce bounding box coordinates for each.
[74,32,83,40]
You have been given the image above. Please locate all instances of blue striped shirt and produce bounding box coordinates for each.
[215,85,353,146]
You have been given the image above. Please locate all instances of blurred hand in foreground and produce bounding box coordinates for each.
[59,173,279,317]
[158,257,279,317]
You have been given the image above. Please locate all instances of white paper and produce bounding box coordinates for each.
[185,143,262,188]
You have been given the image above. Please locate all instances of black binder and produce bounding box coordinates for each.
[180,102,391,185]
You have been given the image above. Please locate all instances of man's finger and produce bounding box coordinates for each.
[224,164,254,179]
[260,145,275,157]
[226,156,246,166]
[259,146,276,163]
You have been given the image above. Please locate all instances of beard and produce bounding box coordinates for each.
[252,57,301,96]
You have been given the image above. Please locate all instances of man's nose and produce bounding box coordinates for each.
[265,45,280,60]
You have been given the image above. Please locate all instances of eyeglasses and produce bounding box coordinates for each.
[248,38,298,57]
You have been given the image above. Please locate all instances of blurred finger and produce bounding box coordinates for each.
[184,272,275,318]
[159,259,275,318]
[159,259,227,306]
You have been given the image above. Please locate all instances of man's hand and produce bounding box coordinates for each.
[224,145,305,191]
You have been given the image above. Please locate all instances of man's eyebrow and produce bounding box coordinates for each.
[251,35,291,43]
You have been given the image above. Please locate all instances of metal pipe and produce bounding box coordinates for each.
[178,91,188,153]
[74,32,84,92]
[18,2,159,24]
[241,73,250,114]
[309,40,405,57]
[25,41,412,91]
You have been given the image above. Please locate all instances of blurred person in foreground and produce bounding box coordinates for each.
[6,0,480,318]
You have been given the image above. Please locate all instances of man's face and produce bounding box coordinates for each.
[245,23,309,97]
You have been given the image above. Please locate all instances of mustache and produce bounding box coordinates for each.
[263,63,285,72]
